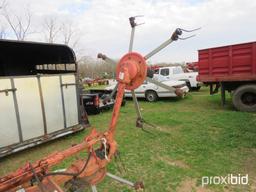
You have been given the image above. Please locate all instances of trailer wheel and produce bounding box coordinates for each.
[145,90,158,102]
[232,84,256,112]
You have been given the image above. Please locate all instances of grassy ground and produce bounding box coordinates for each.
[0,87,256,192]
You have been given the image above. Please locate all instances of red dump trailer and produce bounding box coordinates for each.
[197,41,256,112]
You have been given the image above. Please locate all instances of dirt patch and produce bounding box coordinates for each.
[176,178,214,192]
[156,125,182,133]
[158,156,190,169]
[244,149,256,191]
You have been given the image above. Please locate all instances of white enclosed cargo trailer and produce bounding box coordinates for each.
[0,40,89,157]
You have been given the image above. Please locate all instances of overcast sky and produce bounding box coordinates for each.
[1,0,256,63]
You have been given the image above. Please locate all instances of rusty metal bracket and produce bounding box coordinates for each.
[29,163,46,192]
[0,88,17,96]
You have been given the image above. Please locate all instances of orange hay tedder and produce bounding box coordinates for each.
[0,17,199,192]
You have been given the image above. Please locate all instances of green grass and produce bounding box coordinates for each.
[0,87,255,192]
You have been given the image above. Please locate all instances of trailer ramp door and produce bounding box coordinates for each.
[0,79,20,147]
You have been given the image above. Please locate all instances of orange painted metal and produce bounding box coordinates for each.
[116,52,147,90]
[0,51,147,192]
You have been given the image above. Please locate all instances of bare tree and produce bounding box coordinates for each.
[44,17,60,43]
[0,25,6,39]
[0,0,7,9]
[78,56,117,79]
[0,0,7,39]
[2,5,32,40]
[0,0,8,10]
[61,21,81,51]
[62,22,74,45]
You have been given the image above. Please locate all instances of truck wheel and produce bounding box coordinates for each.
[192,86,201,91]
[121,99,126,106]
[94,108,101,114]
[145,90,158,102]
[232,84,256,112]
[186,82,192,91]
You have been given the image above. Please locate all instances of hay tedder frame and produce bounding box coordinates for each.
[0,17,199,192]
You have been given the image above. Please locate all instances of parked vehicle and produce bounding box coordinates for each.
[0,40,89,157]
[81,89,126,115]
[153,66,201,90]
[82,77,109,87]
[197,41,256,112]
[82,77,94,85]
[185,62,198,72]
[106,80,189,102]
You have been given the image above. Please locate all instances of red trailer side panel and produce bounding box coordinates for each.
[197,41,256,82]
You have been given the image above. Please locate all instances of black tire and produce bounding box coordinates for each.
[232,84,256,112]
[186,82,192,91]
[94,107,101,114]
[192,86,201,91]
[121,99,126,106]
[145,90,158,102]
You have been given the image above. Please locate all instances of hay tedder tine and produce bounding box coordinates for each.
[144,27,200,60]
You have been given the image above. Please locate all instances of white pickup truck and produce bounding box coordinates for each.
[153,66,201,90]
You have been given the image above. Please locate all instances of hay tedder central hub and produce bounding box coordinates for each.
[0,17,199,192]
[116,52,147,90]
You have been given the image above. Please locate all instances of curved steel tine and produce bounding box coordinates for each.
[141,127,155,136]
[133,15,144,18]
[129,15,145,28]
[180,27,201,33]
[136,22,145,26]
[144,27,200,60]
[179,34,196,40]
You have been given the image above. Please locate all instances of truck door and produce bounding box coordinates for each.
[159,68,170,81]
[134,81,148,96]
[172,67,184,81]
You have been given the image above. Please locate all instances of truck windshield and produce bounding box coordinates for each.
[173,67,183,74]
